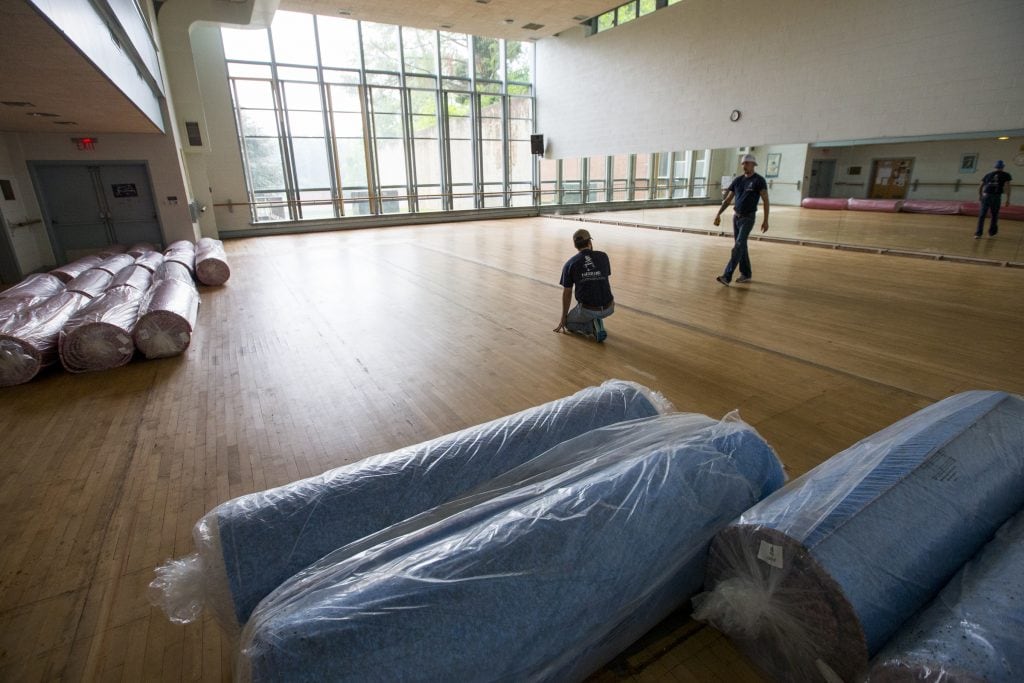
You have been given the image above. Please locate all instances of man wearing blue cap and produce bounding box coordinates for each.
[975,160,1012,238]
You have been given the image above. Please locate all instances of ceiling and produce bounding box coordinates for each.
[0,0,160,134]
[278,0,614,40]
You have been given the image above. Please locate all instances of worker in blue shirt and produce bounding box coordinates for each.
[975,160,1012,238]
[714,154,770,285]
[554,229,614,342]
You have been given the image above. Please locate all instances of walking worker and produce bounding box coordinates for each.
[554,228,614,342]
[714,154,770,285]
[975,160,1012,238]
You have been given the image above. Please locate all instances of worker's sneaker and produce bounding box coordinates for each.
[736,276,752,283]
[716,275,730,286]
[593,318,607,343]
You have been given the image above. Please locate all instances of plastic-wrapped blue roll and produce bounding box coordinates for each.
[238,412,786,683]
[693,391,1024,683]
[150,380,672,631]
[865,508,1024,683]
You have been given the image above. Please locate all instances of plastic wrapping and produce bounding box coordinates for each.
[49,255,103,283]
[110,264,154,292]
[154,260,194,284]
[238,412,786,682]
[97,244,128,257]
[195,237,230,286]
[900,200,963,215]
[801,198,848,210]
[865,508,1024,683]
[66,268,114,299]
[134,250,165,273]
[59,285,146,373]
[126,241,157,257]
[0,292,88,386]
[848,198,903,212]
[0,273,67,301]
[164,240,196,275]
[95,253,136,276]
[149,380,673,630]
[693,391,1024,683]
[134,279,200,359]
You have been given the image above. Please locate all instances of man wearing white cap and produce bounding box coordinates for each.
[714,154,770,285]
[975,160,1012,238]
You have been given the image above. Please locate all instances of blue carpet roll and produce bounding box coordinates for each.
[694,391,1024,683]
[150,380,671,630]
[239,412,786,683]
[866,508,1024,683]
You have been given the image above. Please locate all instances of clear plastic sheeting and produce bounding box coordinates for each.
[693,391,1024,683]
[0,273,67,301]
[238,412,786,683]
[95,253,136,276]
[195,237,230,286]
[154,260,194,285]
[110,264,154,292]
[0,292,88,386]
[134,250,165,273]
[50,255,103,283]
[149,380,673,631]
[848,198,903,212]
[134,279,200,359]
[164,241,196,275]
[59,285,146,373]
[865,508,1024,683]
[66,268,114,299]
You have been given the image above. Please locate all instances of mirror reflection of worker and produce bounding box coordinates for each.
[714,154,770,285]
[554,229,614,343]
[975,160,1012,238]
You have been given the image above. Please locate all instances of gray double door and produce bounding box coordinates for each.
[34,163,162,263]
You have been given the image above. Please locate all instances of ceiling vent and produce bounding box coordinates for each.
[521,23,544,30]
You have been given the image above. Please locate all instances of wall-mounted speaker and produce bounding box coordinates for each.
[530,134,544,155]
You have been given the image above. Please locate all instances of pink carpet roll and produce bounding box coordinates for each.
[164,241,196,276]
[959,202,1024,221]
[59,285,145,373]
[154,261,195,285]
[127,242,158,257]
[95,254,136,276]
[848,198,903,212]
[110,264,154,292]
[66,269,114,299]
[1,273,66,301]
[801,198,849,210]
[135,251,165,273]
[195,238,230,286]
[50,255,103,283]
[901,200,963,215]
[134,279,200,359]
[0,292,88,386]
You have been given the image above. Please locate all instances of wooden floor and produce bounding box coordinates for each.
[587,204,1024,265]
[1,215,1022,682]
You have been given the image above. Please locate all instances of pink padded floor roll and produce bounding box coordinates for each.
[165,241,196,276]
[66,269,114,299]
[901,200,962,215]
[134,280,200,359]
[135,251,165,273]
[848,198,903,212]
[154,261,194,285]
[96,254,136,276]
[1,273,66,301]
[801,198,849,210]
[50,255,103,283]
[110,264,154,292]
[59,285,145,373]
[0,292,88,387]
[195,238,230,286]
[959,202,1024,221]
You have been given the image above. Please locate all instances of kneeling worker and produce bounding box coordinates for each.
[554,228,614,342]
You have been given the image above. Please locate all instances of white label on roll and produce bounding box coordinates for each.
[117,334,130,344]
[757,541,784,569]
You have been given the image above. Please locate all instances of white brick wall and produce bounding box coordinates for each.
[536,0,1024,160]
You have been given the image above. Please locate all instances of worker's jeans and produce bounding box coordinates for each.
[566,302,615,335]
[723,213,756,280]
[976,195,1001,236]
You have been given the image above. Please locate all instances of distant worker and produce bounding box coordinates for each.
[975,160,1012,238]
[554,228,614,342]
[714,154,770,285]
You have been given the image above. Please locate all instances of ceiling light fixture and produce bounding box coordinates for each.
[27,112,60,117]
[440,23,453,29]
[2,101,35,107]
[53,121,78,125]
[502,18,514,24]
[522,23,544,30]
[997,136,1010,140]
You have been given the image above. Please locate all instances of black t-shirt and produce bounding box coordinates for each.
[559,249,613,307]
[728,173,768,215]
[981,170,1012,195]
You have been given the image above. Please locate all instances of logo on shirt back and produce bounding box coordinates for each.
[583,255,595,270]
